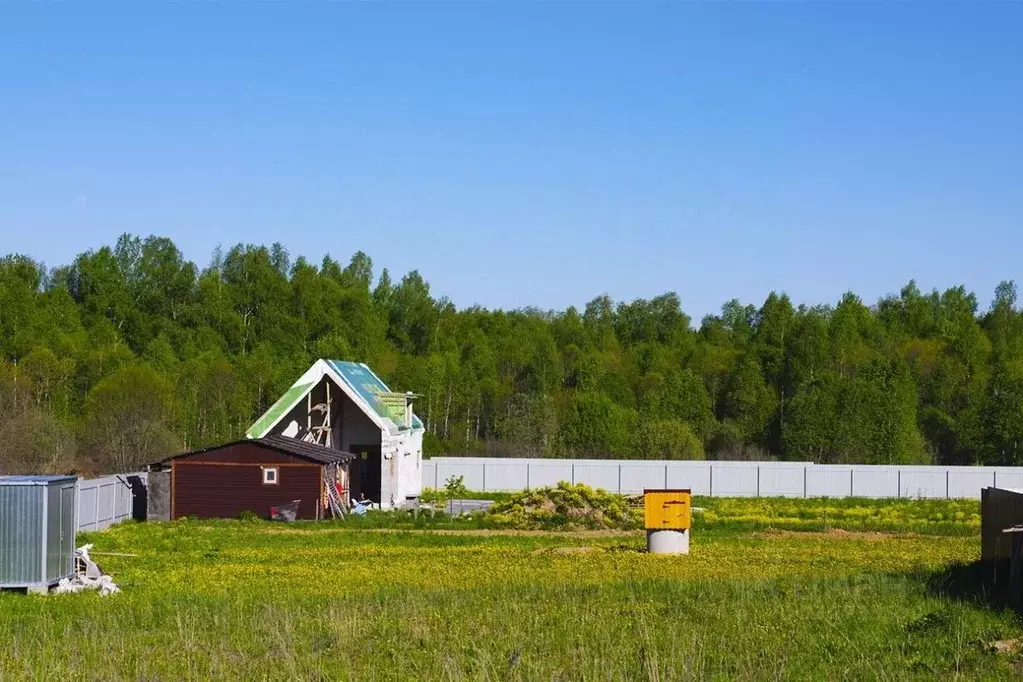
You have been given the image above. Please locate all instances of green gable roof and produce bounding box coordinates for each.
[327,360,424,430]
[245,381,313,439]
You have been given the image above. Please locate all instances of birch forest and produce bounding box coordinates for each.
[2,234,1022,474]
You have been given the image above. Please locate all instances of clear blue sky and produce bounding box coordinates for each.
[2,3,1021,321]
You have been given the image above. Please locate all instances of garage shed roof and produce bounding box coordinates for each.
[155,435,356,467]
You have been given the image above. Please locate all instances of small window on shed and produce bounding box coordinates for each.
[262,466,279,485]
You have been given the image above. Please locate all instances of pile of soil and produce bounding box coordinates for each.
[484,482,642,530]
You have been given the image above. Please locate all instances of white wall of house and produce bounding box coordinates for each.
[380,429,423,507]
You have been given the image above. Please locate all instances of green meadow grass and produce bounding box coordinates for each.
[0,498,1015,681]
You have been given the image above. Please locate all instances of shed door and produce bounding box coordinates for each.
[60,483,75,573]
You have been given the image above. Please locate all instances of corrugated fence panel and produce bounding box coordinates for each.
[75,473,143,533]
[949,469,996,499]
[806,467,852,497]
[424,460,437,488]
[667,464,712,495]
[573,464,621,491]
[480,462,530,492]
[77,484,98,531]
[435,461,485,491]
[993,470,1023,492]
[900,468,947,499]
[758,466,807,497]
[852,467,900,498]
[619,464,672,494]
[526,462,575,488]
[709,465,759,497]
[422,458,1023,500]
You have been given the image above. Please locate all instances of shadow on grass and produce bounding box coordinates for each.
[924,559,1018,611]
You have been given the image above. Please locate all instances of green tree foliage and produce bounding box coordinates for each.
[2,233,1023,473]
[560,392,637,457]
[81,363,180,473]
[638,419,704,460]
[641,369,714,441]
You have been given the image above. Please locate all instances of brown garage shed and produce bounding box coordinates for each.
[150,435,355,520]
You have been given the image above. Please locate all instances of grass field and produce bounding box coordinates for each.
[0,498,1018,681]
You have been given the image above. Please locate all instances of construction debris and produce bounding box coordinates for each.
[325,461,347,519]
[270,500,301,522]
[54,544,120,596]
[486,483,641,530]
[989,638,1023,655]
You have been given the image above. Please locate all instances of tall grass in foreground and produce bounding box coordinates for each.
[0,513,1016,681]
[3,575,1016,680]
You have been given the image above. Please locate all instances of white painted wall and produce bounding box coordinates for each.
[379,429,423,508]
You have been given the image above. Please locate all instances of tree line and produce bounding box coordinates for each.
[1,234,1021,474]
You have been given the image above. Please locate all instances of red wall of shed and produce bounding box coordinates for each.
[172,461,322,520]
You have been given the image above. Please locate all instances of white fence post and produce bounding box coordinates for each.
[709,464,714,497]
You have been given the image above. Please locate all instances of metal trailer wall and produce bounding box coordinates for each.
[981,486,1023,563]
[0,483,45,586]
[423,458,1023,500]
[0,477,77,589]
[76,473,146,532]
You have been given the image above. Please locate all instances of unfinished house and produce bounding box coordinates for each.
[245,360,424,509]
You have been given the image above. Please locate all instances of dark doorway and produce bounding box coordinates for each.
[348,445,382,503]
[126,474,148,520]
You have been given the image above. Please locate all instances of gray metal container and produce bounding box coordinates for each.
[0,476,77,590]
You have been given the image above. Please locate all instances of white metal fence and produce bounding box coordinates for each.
[424,458,1023,500]
[76,473,146,532]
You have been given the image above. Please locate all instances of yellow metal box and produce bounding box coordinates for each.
[644,489,692,530]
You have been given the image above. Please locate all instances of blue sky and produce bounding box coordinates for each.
[2,3,1021,321]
